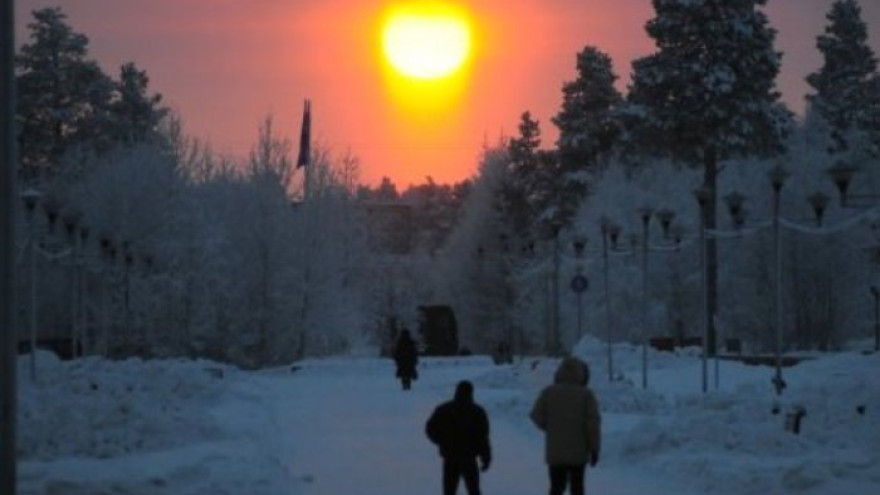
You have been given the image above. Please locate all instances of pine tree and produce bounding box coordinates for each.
[16,7,114,180]
[552,46,623,171]
[806,0,880,156]
[626,0,792,354]
[109,62,169,148]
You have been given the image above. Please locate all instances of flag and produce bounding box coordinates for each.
[296,99,311,168]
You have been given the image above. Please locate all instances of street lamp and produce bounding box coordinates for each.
[63,212,81,359]
[572,236,587,342]
[21,188,41,381]
[78,226,90,354]
[871,286,879,353]
[768,164,790,395]
[549,219,563,356]
[694,186,712,393]
[807,192,830,227]
[825,161,880,208]
[638,206,653,389]
[723,192,748,229]
[600,218,616,382]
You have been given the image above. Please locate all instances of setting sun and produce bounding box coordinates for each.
[382,2,472,80]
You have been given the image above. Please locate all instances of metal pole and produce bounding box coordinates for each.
[641,213,650,389]
[551,227,561,355]
[602,229,613,382]
[70,239,78,358]
[871,286,879,352]
[700,204,708,393]
[28,214,36,381]
[1,0,18,490]
[773,186,784,394]
[576,288,583,341]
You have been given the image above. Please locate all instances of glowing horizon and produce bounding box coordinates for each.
[13,0,880,188]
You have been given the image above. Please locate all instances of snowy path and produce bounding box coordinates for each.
[265,357,705,495]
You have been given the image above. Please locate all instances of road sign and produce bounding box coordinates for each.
[570,275,588,293]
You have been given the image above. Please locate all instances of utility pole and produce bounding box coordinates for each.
[1,0,19,491]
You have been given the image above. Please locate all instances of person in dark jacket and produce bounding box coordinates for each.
[426,380,492,495]
[530,356,601,495]
[393,329,419,390]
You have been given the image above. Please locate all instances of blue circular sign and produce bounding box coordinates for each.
[570,275,589,293]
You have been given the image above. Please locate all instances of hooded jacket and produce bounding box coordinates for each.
[425,381,492,464]
[530,357,601,465]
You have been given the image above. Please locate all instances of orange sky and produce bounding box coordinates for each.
[15,0,880,187]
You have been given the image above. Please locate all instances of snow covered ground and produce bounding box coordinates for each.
[15,338,880,494]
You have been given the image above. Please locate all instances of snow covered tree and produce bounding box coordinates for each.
[503,112,575,239]
[806,0,880,157]
[16,7,114,180]
[552,46,623,172]
[108,62,169,148]
[626,0,792,354]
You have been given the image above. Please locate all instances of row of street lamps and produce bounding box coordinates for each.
[17,187,156,379]
[548,160,879,395]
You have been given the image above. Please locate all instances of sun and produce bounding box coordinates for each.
[382,2,472,80]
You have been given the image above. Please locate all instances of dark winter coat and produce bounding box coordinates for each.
[393,331,419,379]
[426,381,492,464]
[530,357,601,466]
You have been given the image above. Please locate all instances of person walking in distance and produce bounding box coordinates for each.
[530,356,601,495]
[393,329,418,390]
[426,380,492,495]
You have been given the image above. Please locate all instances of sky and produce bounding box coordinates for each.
[13,0,880,188]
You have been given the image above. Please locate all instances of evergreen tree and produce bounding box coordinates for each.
[806,0,880,156]
[626,0,792,354]
[16,7,114,180]
[552,46,623,171]
[109,62,169,148]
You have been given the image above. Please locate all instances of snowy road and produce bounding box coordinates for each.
[266,357,704,495]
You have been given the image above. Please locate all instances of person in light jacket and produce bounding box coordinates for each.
[530,356,601,495]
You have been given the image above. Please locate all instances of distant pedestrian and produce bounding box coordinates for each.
[393,329,419,390]
[426,380,492,495]
[530,356,601,495]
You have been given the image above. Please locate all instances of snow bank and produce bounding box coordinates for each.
[18,352,232,460]
[17,352,298,495]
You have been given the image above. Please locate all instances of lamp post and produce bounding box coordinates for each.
[638,206,653,389]
[600,218,616,382]
[78,226,90,354]
[871,286,879,353]
[22,188,41,381]
[807,192,830,227]
[572,236,587,342]
[549,220,562,356]
[769,164,789,395]
[64,213,80,359]
[694,186,711,393]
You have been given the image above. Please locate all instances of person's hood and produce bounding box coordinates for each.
[554,356,588,385]
[454,380,474,403]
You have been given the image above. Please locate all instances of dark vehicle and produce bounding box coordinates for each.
[419,305,459,356]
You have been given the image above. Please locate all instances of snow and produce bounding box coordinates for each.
[16,339,880,494]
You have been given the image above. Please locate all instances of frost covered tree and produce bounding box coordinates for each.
[806,0,880,157]
[626,0,792,354]
[504,112,575,239]
[109,62,169,148]
[552,46,623,172]
[16,7,114,180]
